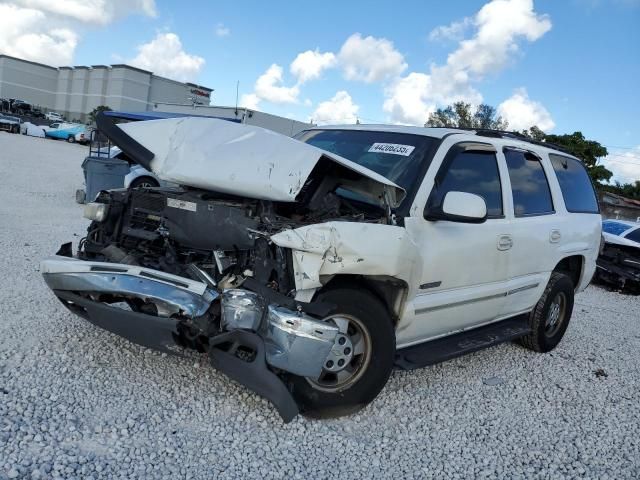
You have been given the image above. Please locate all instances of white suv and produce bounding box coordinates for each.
[42,119,602,421]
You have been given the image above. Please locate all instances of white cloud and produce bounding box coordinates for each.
[251,64,300,104]
[497,88,555,131]
[446,0,551,78]
[6,0,156,25]
[384,0,552,125]
[0,4,77,65]
[130,33,204,82]
[338,33,407,83]
[0,1,156,65]
[311,91,359,125]
[290,49,336,83]
[602,146,640,185]
[429,17,472,42]
[239,93,260,110]
[215,23,230,37]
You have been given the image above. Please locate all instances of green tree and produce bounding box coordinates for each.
[425,102,508,130]
[88,105,113,124]
[521,129,612,184]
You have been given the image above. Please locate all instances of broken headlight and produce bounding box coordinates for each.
[83,202,110,222]
[220,289,266,331]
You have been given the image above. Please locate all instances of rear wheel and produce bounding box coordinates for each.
[519,272,574,353]
[288,287,395,417]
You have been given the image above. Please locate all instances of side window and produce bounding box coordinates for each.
[504,149,554,217]
[625,228,640,243]
[549,154,599,213]
[433,148,503,217]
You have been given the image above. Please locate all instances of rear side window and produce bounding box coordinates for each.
[434,149,503,217]
[549,154,599,213]
[504,149,554,217]
[625,228,640,243]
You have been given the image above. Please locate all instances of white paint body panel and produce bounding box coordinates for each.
[117,118,405,205]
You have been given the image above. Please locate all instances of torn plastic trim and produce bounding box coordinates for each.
[209,330,299,423]
[53,290,186,355]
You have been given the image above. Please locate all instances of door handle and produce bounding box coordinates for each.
[550,229,561,243]
[497,234,513,251]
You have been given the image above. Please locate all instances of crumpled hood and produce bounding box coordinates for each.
[115,117,405,206]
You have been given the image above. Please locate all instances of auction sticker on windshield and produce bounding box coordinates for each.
[368,143,415,156]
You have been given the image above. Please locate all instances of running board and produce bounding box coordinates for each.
[395,315,531,370]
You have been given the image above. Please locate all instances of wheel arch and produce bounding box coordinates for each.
[553,255,584,290]
[319,274,408,325]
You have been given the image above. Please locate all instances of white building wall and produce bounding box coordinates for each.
[152,103,313,137]
[0,56,57,107]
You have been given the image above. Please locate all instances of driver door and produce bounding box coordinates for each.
[402,141,512,344]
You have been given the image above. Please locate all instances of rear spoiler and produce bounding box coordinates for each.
[95,111,155,170]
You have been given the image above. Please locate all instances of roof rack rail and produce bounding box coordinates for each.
[427,126,573,155]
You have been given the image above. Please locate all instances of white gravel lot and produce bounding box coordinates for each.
[1,132,639,479]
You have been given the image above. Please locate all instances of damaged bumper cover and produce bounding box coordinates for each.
[41,256,339,421]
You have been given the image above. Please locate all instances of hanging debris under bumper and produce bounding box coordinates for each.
[41,255,340,421]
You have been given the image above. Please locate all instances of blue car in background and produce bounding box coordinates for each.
[44,122,88,144]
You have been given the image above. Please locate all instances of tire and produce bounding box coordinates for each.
[129,176,160,189]
[288,287,395,417]
[519,272,574,353]
[11,125,19,134]
[67,135,75,143]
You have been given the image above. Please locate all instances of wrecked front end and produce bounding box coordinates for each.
[42,116,413,421]
[596,239,640,294]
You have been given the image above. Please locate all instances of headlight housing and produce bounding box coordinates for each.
[83,202,110,222]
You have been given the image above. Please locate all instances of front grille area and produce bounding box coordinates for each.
[130,191,165,213]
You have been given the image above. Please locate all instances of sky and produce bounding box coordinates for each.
[1,0,639,183]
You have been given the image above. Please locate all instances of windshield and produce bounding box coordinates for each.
[295,129,437,193]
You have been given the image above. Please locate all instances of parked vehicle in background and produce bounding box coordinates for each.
[20,121,46,137]
[10,99,32,115]
[45,112,64,122]
[41,116,602,422]
[44,122,88,144]
[596,219,640,293]
[105,146,161,188]
[0,113,21,133]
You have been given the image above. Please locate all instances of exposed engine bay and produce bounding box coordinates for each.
[81,185,389,293]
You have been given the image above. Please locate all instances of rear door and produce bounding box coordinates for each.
[500,147,561,315]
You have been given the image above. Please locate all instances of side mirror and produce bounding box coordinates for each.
[425,191,488,224]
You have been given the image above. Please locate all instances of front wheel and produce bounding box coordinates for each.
[288,287,395,417]
[519,272,574,353]
[67,135,75,143]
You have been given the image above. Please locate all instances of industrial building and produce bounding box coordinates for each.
[0,54,213,122]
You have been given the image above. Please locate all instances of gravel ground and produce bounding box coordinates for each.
[1,132,639,479]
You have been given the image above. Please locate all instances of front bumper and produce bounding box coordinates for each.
[41,255,338,421]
